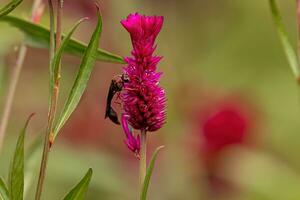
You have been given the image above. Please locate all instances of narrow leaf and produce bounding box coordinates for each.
[53,8,103,139]
[62,168,93,200]
[50,18,87,101]
[52,17,87,78]
[269,0,300,79]
[0,177,9,200]
[24,134,43,198]
[0,15,125,64]
[140,146,164,200]
[0,0,23,17]
[9,113,34,200]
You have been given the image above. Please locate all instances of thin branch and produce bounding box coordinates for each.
[0,46,27,151]
[0,0,44,153]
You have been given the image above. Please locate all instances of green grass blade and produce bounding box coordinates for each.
[269,0,300,79]
[9,113,34,200]
[52,7,103,139]
[0,0,23,18]
[140,146,164,200]
[0,15,125,64]
[0,177,9,200]
[62,168,93,200]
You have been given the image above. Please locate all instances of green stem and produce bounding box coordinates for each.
[35,0,63,199]
[139,129,147,190]
[56,0,63,50]
[48,0,55,61]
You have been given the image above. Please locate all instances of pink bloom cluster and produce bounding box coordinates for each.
[120,13,166,155]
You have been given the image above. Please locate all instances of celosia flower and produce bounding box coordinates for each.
[120,13,166,155]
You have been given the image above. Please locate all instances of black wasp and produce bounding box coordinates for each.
[105,74,130,124]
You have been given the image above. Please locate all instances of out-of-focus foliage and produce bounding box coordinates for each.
[0,177,9,200]
[269,0,300,80]
[0,16,124,64]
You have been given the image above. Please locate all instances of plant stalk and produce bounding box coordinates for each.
[56,0,63,50]
[0,46,27,152]
[139,129,147,189]
[0,0,44,153]
[35,0,63,199]
[48,0,55,62]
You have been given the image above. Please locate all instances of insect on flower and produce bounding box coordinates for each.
[105,74,130,124]
[104,13,166,157]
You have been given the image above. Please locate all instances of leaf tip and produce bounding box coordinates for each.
[155,145,165,152]
[79,17,89,24]
[25,112,35,128]
[28,112,35,119]
[87,168,93,175]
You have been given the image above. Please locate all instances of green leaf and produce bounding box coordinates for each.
[50,17,87,101]
[52,17,87,78]
[269,0,300,79]
[0,15,125,64]
[140,146,164,200]
[0,177,9,200]
[52,8,103,140]
[9,113,34,200]
[24,134,43,198]
[0,0,23,18]
[62,168,93,200]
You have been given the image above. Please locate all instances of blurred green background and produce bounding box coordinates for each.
[1,0,300,199]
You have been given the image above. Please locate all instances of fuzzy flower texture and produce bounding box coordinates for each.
[120,13,166,156]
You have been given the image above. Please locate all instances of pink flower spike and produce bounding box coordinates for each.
[121,114,141,157]
[121,13,164,56]
[120,13,166,133]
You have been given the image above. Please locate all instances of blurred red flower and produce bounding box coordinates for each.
[201,104,248,155]
[195,96,260,197]
[195,96,258,157]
